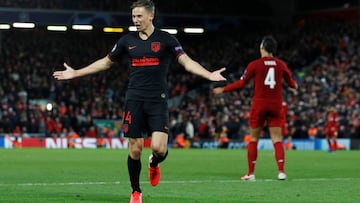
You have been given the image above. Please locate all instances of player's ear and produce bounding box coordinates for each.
[149,12,155,20]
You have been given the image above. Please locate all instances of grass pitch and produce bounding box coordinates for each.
[0,148,359,203]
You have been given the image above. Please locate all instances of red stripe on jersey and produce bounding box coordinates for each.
[176,52,185,59]
[131,57,160,66]
[107,54,115,62]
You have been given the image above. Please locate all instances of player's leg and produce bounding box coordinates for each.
[122,100,145,202]
[150,131,169,165]
[242,105,263,181]
[128,138,144,203]
[128,138,144,197]
[332,131,338,151]
[269,126,286,180]
[148,131,168,186]
[145,101,169,186]
[326,136,333,151]
[268,104,287,180]
[325,129,334,151]
[332,139,337,151]
[241,127,261,181]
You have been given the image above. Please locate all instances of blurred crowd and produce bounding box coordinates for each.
[0,0,128,11]
[0,0,260,15]
[171,20,360,142]
[0,19,359,141]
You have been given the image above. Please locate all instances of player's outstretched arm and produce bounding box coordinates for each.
[178,54,226,81]
[53,56,114,80]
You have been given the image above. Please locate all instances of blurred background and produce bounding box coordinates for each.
[0,0,359,149]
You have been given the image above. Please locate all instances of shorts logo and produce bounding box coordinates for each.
[122,124,129,133]
[151,42,160,52]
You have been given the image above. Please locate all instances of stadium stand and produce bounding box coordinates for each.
[0,0,358,142]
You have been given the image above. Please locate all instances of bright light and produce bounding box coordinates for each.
[47,25,67,31]
[103,27,124,33]
[161,29,178,34]
[184,28,204,34]
[0,24,10,29]
[128,26,137,32]
[12,22,35,28]
[46,103,53,111]
[72,25,93,30]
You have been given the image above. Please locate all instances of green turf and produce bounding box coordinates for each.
[0,148,359,203]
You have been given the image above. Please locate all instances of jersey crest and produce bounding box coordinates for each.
[151,42,160,52]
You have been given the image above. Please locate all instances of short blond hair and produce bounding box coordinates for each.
[131,0,155,13]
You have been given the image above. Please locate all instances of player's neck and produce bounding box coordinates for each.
[261,53,273,58]
[139,25,155,40]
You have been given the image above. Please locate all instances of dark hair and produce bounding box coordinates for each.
[131,0,155,13]
[261,35,277,54]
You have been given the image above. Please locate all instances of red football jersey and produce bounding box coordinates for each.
[325,111,339,137]
[223,56,297,103]
[326,112,339,129]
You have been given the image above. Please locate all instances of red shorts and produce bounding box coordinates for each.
[249,101,282,129]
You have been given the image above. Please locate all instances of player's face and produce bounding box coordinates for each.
[132,7,154,31]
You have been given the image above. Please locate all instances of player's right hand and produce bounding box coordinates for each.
[209,67,227,81]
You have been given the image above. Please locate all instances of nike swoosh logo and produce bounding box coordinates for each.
[128,46,136,50]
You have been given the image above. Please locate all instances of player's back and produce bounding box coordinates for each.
[247,56,292,103]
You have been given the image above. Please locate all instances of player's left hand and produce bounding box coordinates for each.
[209,67,226,81]
[288,87,298,95]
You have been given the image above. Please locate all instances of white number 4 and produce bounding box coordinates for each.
[264,67,276,89]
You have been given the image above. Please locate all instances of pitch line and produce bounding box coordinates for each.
[0,178,358,187]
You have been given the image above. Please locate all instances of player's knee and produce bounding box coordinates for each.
[152,144,167,156]
[129,148,142,159]
[129,140,143,158]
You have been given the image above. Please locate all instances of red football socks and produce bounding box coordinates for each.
[274,141,285,172]
[247,141,258,174]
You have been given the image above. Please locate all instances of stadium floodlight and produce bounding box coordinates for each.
[103,27,124,33]
[46,103,53,111]
[184,28,204,34]
[0,24,10,29]
[161,28,178,34]
[72,25,93,30]
[12,22,35,28]
[47,25,67,31]
[128,26,137,32]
